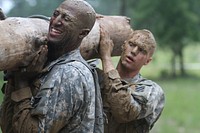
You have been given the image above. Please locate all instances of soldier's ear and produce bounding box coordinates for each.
[121,42,126,51]
[79,29,90,39]
[144,57,152,65]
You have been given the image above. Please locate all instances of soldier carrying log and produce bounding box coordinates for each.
[0,0,165,133]
[0,10,133,71]
[0,0,103,132]
[97,26,165,133]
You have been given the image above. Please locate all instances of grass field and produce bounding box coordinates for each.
[141,45,200,133]
[151,77,200,133]
[0,45,200,133]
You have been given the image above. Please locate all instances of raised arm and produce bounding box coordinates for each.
[99,25,115,73]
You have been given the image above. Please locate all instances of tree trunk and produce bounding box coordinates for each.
[171,51,177,77]
[0,15,133,71]
[178,48,186,76]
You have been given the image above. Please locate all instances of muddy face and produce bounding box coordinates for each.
[47,0,96,51]
[48,2,79,48]
[120,30,156,72]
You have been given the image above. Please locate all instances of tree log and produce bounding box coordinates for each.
[0,17,49,71]
[81,14,133,60]
[0,15,133,71]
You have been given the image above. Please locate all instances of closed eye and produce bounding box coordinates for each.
[129,42,136,47]
[53,10,59,17]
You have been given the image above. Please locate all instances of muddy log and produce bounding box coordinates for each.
[0,14,133,71]
[0,17,49,71]
[80,14,133,60]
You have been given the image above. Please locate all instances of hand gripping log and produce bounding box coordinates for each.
[0,14,133,71]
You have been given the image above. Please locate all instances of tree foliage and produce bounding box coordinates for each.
[130,0,200,76]
[8,0,63,17]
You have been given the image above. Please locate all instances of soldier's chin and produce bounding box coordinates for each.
[48,37,61,45]
[48,40,66,50]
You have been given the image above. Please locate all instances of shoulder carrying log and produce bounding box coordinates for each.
[0,14,133,71]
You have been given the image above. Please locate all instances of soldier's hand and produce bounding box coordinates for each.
[99,24,114,60]
[11,45,48,90]
[26,44,48,74]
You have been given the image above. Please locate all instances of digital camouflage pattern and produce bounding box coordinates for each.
[96,69,165,133]
[0,49,102,133]
[34,50,96,132]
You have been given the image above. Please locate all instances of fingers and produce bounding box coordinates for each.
[31,53,40,67]
[36,45,48,70]
[99,24,114,60]
[11,44,48,83]
[99,24,113,44]
[40,45,48,62]
[27,45,48,73]
[35,36,48,50]
[99,24,113,46]
[99,24,107,39]
[21,51,37,67]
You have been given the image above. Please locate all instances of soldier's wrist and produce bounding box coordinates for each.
[11,87,32,102]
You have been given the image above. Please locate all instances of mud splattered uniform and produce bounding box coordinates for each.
[97,69,165,133]
[0,50,102,133]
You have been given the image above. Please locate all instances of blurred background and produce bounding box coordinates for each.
[0,0,200,132]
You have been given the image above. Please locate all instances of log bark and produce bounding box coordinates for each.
[0,15,133,71]
[0,17,49,71]
[81,14,133,60]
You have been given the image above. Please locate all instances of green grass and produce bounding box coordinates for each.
[143,45,200,133]
[151,77,200,133]
[0,45,200,133]
[0,73,4,104]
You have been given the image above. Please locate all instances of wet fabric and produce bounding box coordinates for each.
[0,49,103,133]
[96,69,165,133]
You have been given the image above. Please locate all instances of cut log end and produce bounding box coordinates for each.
[0,8,6,20]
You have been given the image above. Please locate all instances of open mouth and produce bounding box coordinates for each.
[126,55,135,62]
[50,27,62,36]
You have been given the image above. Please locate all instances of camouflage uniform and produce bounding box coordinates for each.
[96,69,165,133]
[0,50,102,133]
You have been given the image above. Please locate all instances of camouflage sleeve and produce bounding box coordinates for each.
[31,62,96,133]
[0,79,15,133]
[0,77,39,133]
[34,67,86,132]
[10,87,39,133]
[3,61,95,133]
[102,69,165,124]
